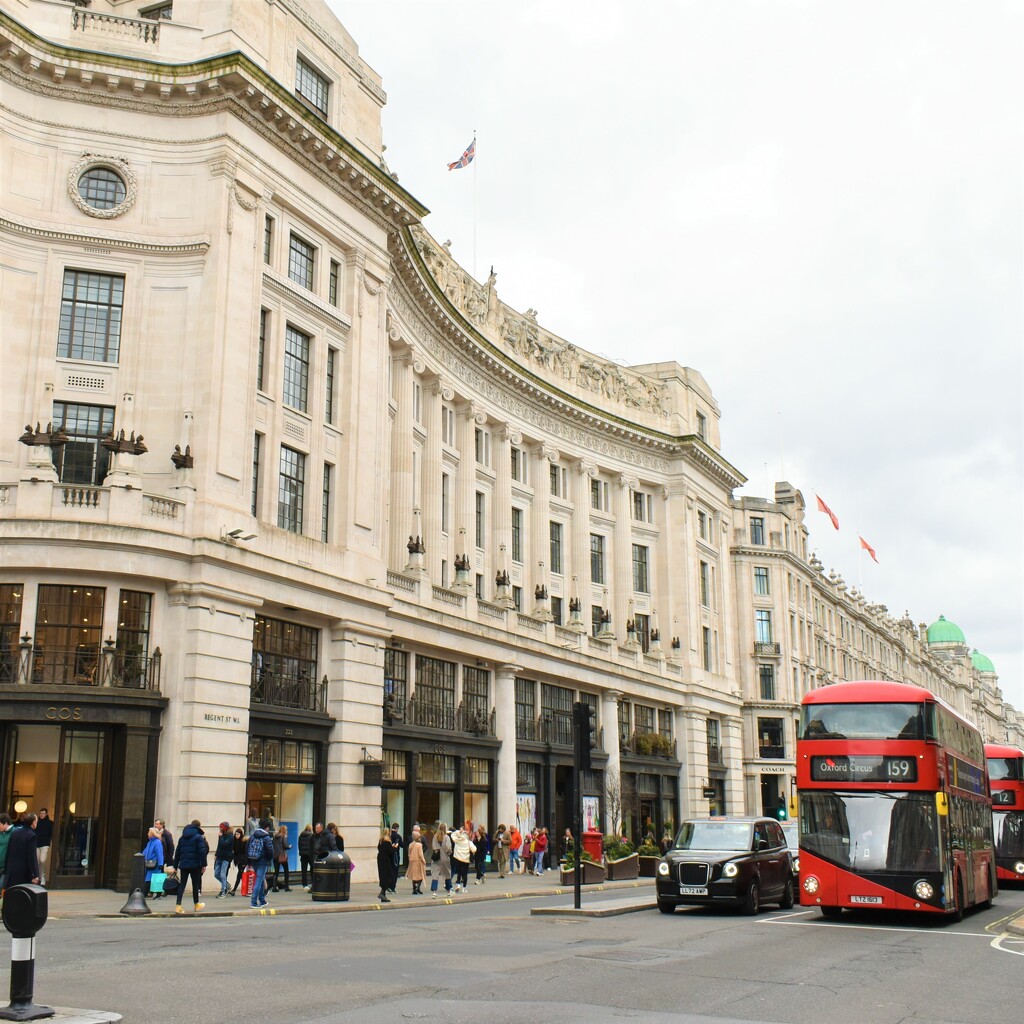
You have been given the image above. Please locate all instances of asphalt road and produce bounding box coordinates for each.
[9,886,1024,1024]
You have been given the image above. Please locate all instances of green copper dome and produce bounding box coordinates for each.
[971,649,996,673]
[926,615,966,645]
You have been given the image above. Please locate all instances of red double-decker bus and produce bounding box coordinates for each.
[985,743,1024,884]
[796,680,996,919]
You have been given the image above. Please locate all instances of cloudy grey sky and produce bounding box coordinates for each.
[332,1,1023,709]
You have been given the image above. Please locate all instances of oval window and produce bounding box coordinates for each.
[77,167,127,210]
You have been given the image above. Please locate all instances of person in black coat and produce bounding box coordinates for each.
[34,808,53,886]
[388,823,402,893]
[297,824,314,890]
[171,819,209,913]
[375,829,393,903]
[155,819,175,864]
[229,828,247,895]
[4,813,40,887]
[213,822,234,898]
[473,826,490,884]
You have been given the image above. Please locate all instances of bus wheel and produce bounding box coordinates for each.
[949,874,964,923]
[742,881,760,915]
[779,878,794,910]
[820,905,842,919]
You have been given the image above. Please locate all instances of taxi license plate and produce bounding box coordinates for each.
[679,885,708,896]
[849,895,883,905]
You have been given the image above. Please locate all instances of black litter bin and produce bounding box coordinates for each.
[311,850,351,902]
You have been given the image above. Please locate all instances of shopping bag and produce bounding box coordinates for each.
[149,872,166,894]
[240,866,256,897]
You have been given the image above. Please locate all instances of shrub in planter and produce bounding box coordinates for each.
[637,839,661,876]
[605,851,640,880]
[603,837,634,862]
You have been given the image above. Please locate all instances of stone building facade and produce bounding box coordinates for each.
[0,0,1016,888]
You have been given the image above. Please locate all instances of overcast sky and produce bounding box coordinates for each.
[332,1,1023,710]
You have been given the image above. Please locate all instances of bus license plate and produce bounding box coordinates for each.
[679,885,707,896]
[850,895,883,905]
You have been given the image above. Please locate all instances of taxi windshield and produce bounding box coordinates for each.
[676,821,752,851]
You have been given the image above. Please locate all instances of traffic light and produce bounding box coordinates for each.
[776,803,788,821]
[573,701,596,771]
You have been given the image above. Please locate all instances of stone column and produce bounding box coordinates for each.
[683,709,707,821]
[674,708,693,822]
[494,662,521,827]
[601,689,622,832]
[421,376,442,581]
[388,354,414,569]
[613,474,636,638]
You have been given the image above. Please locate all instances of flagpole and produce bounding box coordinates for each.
[473,127,478,279]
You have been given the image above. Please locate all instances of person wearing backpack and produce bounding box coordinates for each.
[247,817,275,909]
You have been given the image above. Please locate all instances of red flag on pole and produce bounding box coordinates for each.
[859,536,879,563]
[815,494,839,531]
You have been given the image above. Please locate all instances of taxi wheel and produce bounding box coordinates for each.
[779,877,794,909]
[657,899,676,914]
[742,880,760,915]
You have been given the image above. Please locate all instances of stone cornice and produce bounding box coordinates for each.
[262,267,352,333]
[0,10,428,234]
[388,227,746,489]
[0,212,210,255]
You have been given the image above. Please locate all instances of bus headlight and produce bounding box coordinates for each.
[723,862,739,878]
[1015,861,1024,876]
[914,880,934,900]
[803,875,819,894]
[657,861,670,877]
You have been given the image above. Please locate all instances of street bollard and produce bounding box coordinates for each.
[0,883,53,1022]
[118,852,151,917]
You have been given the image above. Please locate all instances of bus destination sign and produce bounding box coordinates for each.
[809,755,918,783]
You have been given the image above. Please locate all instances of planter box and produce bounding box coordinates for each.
[559,861,606,885]
[605,853,639,880]
[638,855,660,877]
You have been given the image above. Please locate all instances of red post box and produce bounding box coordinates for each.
[582,830,603,863]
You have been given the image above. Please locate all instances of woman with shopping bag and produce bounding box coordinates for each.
[143,826,165,898]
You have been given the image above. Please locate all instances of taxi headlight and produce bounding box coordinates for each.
[1014,861,1024,876]
[803,875,819,894]
[793,855,800,873]
[914,880,934,900]
[723,862,739,878]
[657,861,670,877]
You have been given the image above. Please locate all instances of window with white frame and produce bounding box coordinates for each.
[753,566,769,595]
[263,215,274,264]
[755,609,773,643]
[441,473,450,534]
[699,560,710,607]
[549,463,568,498]
[510,446,527,484]
[750,516,766,545]
[321,463,332,543]
[475,491,486,547]
[474,427,491,466]
[695,410,707,440]
[325,347,336,425]
[412,380,422,423]
[278,446,305,533]
[51,401,114,485]
[283,325,310,412]
[295,54,330,117]
[288,234,315,291]
[511,507,523,562]
[697,508,710,541]
[550,521,563,575]
[328,260,339,306]
[632,544,649,593]
[441,405,456,446]
[702,626,713,671]
[590,534,606,584]
[759,664,776,700]
[632,490,653,523]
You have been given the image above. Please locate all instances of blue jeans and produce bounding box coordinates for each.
[213,858,230,894]
[430,877,452,894]
[250,861,271,907]
[509,849,520,871]
[534,850,546,873]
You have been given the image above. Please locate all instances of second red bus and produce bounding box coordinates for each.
[985,743,1024,884]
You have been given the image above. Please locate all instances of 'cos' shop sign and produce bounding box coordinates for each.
[45,706,83,721]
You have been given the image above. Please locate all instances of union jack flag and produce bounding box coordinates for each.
[447,138,476,171]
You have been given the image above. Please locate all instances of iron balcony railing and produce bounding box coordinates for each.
[515,712,605,751]
[1,643,161,691]
[754,641,782,656]
[251,666,327,713]
[383,694,496,737]
[758,744,786,759]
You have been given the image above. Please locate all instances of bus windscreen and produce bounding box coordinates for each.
[801,702,924,741]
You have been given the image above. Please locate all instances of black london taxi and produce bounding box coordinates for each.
[656,816,794,915]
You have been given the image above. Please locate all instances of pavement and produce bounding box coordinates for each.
[44,868,656,919]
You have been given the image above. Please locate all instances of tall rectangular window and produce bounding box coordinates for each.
[463,666,490,723]
[51,401,115,485]
[590,534,605,584]
[288,234,315,290]
[325,347,336,424]
[697,509,709,540]
[632,544,649,593]
[321,463,332,543]
[475,490,486,547]
[278,446,305,533]
[754,566,769,595]
[116,590,153,662]
[441,405,456,446]
[634,612,650,653]
[251,433,262,516]
[699,560,710,607]
[511,508,523,562]
[514,678,535,740]
[34,585,104,685]
[750,516,765,545]
[591,605,603,637]
[441,473,450,534]
[474,428,490,466]
[283,325,310,412]
[58,270,124,363]
[755,609,773,643]
[296,55,330,116]
[264,215,273,263]
[549,521,563,575]
[590,479,601,509]
[512,585,522,612]
[758,718,785,759]
[328,260,339,306]
[550,595,563,626]
[257,309,268,392]
[412,381,422,423]
[695,410,707,440]
[702,626,713,671]
[759,664,776,700]
[632,490,651,523]
[510,446,527,483]
[549,464,566,498]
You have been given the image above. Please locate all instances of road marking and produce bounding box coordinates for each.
[990,934,1024,956]
[763,916,991,937]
